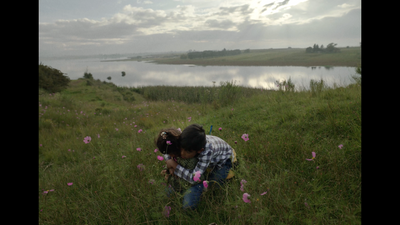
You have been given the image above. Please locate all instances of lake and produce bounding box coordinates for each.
[39,56,359,90]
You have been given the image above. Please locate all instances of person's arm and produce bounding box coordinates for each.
[174,149,213,184]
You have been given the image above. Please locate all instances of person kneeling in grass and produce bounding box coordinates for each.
[156,128,207,195]
[166,124,238,210]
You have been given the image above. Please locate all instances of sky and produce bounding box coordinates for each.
[39,0,361,57]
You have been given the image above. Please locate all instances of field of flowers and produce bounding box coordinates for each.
[39,76,361,224]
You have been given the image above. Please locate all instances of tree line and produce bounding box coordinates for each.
[305,43,340,53]
[181,48,249,59]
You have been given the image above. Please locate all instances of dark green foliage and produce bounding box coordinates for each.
[83,69,93,79]
[107,76,112,80]
[121,71,126,77]
[39,63,70,93]
[188,48,241,59]
[305,43,340,53]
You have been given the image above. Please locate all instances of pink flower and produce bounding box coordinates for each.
[219,127,222,131]
[122,155,126,158]
[137,164,145,171]
[134,125,137,127]
[115,128,118,131]
[39,144,42,147]
[203,180,209,188]
[306,152,316,161]
[242,193,251,203]
[240,179,247,192]
[137,148,141,151]
[83,136,91,144]
[43,190,48,194]
[241,134,249,142]
[154,149,158,153]
[68,149,71,151]
[338,144,343,149]
[49,189,54,192]
[193,171,201,182]
[97,134,100,138]
[138,129,143,133]
[260,191,267,195]
[157,155,164,161]
[177,128,181,132]
[163,206,171,217]
[166,141,172,145]
[234,141,237,144]
[67,183,73,186]
[149,179,155,184]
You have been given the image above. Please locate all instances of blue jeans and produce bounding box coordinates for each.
[182,159,232,210]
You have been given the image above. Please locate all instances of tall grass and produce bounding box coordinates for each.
[39,77,361,224]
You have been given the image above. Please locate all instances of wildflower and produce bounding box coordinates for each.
[241,134,249,142]
[203,180,209,189]
[138,129,143,133]
[234,141,237,144]
[49,189,54,192]
[115,128,118,131]
[122,155,126,158]
[166,141,172,145]
[83,136,91,144]
[163,206,171,217]
[306,152,316,161]
[97,134,100,138]
[157,156,164,161]
[338,144,343,149]
[154,149,158,153]
[68,149,71,151]
[40,144,42,147]
[134,125,137,127]
[316,166,319,169]
[193,171,201,182]
[149,179,155,184]
[137,164,145,171]
[177,128,181,132]
[242,193,251,203]
[43,190,48,194]
[219,127,222,131]
[260,191,268,195]
[137,148,141,151]
[67,183,73,186]
[240,179,247,191]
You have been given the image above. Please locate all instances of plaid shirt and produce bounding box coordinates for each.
[165,135,233,184]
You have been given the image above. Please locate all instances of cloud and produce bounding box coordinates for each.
[39,1,361,56]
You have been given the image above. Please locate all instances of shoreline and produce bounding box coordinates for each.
[101,47,361,67]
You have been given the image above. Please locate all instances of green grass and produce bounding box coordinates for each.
[117,47,361,67]
[39,76,361,224]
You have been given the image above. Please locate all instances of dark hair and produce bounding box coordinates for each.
[155,128,181,155]
[180,124,206,152]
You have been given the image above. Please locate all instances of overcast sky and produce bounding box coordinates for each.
[39,0,361,57]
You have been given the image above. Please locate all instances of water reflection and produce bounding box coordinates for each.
[39,57,357,90]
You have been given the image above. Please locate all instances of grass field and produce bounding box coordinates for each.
[108,47,361,67]
[39,75,361,224]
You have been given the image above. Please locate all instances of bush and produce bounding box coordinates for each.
[83,71,93,79]
[39,63,70,93]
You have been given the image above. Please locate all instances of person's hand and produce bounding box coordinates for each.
[166,159,178,175]
[161,170,170,181]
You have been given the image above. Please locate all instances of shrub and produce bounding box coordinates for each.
[39,63,70,93]
[107,76,112,80]
[83,72,93,79]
